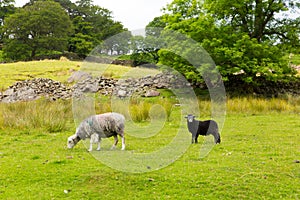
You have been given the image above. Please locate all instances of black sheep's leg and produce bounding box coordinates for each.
[211,132,221,144]
[216,132,221,144]
[192,135,195,144]
[195,135,199,143]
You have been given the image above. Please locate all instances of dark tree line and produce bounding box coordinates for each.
[0,0,127,61]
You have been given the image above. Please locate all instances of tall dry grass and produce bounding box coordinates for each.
[0,96,298,132]
[0,98,72,132]
[96,97,174,122]
[226,96,300,114]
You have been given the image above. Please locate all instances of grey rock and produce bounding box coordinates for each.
[82,84,98,93]
[68,71,92,83]
[144,90,160,97]
[16,87,38,101]
[117,90,127,97]
[3,88,14,96]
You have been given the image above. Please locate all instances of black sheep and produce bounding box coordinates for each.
[185,114,221,144]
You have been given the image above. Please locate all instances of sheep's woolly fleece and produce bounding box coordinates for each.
[76,113,125,140]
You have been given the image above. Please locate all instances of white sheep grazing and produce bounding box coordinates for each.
[67,112,125,151]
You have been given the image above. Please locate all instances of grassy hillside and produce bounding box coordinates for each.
[0,60,160,90]
[0,60,80,90]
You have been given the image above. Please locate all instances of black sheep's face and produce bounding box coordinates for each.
[185,114,195,123]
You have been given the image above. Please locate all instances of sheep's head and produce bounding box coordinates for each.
[185,114,195,123]
[67,135,80,149]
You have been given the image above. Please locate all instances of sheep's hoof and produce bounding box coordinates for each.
[121,148,125,151]
[111,146,116,150]
[88,149,92,152]
[96,148,101,151]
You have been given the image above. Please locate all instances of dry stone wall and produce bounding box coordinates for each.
[0,72,190,103]
[72,72,190,98]
[1,72,298,103]
[0,78,71,103]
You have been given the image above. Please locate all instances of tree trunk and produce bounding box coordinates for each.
[253,0,264,42]
[31,48,36,60]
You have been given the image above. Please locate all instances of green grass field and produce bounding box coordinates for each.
[0,113,299,199]
[0,60,299,199]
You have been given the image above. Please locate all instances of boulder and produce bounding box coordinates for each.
[144,89,160,97]
[117,90,127,97]
[81,83,98,93]
[16,87,38,101]
[3,88,14,96]
[67,71,92,83]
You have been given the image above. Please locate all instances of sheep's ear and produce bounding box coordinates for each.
[184,116,188,118]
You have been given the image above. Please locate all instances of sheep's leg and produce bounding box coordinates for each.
[192,136,195,144]
[96,138,101,151]
[192,133,197,144]
[88,138,93,152]
[217,134,221,144]
[214,132,221,144]
[111,135,118,150]
[121,136,125,150]
[208,131,221,144]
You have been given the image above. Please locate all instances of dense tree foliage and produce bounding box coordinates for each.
[0,0,15,25]
[68,0,126,56]
[147,0,300,83]
[0,0,16,44]
[0,0,127,61]
[3,1,73,61]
